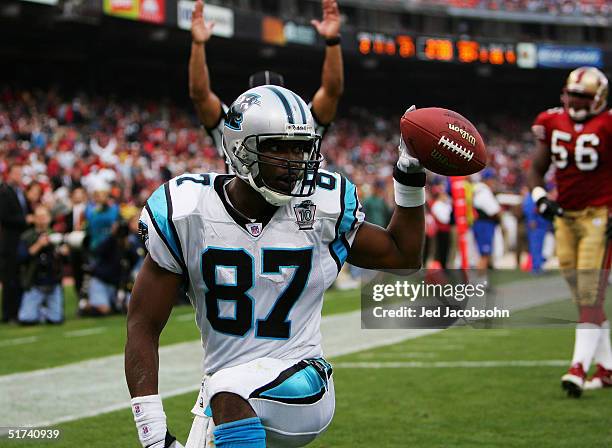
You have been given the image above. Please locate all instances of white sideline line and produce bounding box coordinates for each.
[64,328,107,337]
[334,360,568,369]
[0,336,39,348]
[357,352,438,359]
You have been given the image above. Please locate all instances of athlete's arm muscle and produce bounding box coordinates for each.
[125,255,183,397]
[188,0,224,128]
[528,139,552,190]
[348,205,424,271]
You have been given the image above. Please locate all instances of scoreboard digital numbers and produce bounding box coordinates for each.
[357,32,415,59]
[458,40,517,65]
[418,37,454,62]
[357,32,516,66]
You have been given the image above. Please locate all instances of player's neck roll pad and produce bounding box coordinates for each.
[213,417,266,448]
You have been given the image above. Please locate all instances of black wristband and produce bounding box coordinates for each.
[325,35,341,46]
[393,166,426,187]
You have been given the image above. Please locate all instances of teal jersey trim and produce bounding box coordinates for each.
[146,184,184,266]
[259,365,326,400]
[330,177,358,269]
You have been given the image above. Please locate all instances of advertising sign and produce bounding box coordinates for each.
[178,0,234,38]
[103,0,165,24]
[537,44,603,69]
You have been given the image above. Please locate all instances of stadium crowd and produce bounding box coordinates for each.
[425,0,611,16]
[0,86,538,324]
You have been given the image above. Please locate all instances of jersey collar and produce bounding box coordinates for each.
[213,174,279,236]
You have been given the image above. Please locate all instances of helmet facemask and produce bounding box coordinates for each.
[230,133,323,206]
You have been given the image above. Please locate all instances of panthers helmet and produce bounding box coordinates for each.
[222,85,322,206]
[562,66,609,121]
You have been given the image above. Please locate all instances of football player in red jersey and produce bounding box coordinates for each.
[528,66,612,397]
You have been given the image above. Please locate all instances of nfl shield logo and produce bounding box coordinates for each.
[294,200,316,230]
[247,222,263,237]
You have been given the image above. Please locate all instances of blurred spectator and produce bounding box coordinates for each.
[420,0,611,17]
[513,187,528,270]
[362,181,391,227]
[117,216,147,310]
[17,205,67,325]
[0,164,30,323]
[25,182,43,213]
[472,168,502,272]
[523,188,553,274]
[430,184,453,269]
[85,181,119,252]
[65,187,88,293]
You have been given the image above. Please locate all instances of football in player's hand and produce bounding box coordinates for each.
[400,107,486,176]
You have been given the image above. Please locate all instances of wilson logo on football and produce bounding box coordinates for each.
[448,123,477,145]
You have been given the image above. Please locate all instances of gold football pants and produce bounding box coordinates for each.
[554,206,609,306]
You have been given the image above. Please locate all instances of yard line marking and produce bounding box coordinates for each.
[357,352,438,359]
[175,313,196,322]
[0,336,39,348]
[64,328,107,337]
[334,360,568,369]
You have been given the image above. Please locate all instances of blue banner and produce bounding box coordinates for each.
[537,44,603,69]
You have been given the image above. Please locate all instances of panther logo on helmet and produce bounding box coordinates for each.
[225,93,261,131]
[562,66,609,122]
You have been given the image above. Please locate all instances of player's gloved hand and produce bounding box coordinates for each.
[394,105,426,208]
[131,395,185,448]
[397,106,425,175]
[531,186,563,221]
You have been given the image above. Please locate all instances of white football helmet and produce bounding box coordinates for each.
[222,85,322,206]
[562,66,609,121]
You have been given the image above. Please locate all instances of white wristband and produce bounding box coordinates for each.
[531,186,547,203]
[131,394,167,448]
[394,180,425,207]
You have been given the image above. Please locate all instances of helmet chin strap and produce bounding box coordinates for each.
[247,172,293,207]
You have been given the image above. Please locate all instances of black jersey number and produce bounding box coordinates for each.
[201,247,313,339]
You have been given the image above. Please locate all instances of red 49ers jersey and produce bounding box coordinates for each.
[532,107,612,211]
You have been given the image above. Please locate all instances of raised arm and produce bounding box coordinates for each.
[310,0,344,125]
[348,119,425,272]
[125,254,184,448]
[189,0,224,128]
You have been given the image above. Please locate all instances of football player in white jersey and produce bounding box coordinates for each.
[188,0,344,165]
[125,86,426,448]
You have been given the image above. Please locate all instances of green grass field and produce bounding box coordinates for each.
[2,271,612,447]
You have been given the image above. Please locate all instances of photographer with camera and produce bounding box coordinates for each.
[17,205,67,325]
[81,219,142,316]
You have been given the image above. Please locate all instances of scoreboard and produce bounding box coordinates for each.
[357,32,517,66]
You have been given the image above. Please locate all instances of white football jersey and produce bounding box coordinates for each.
[139,170,364,374]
